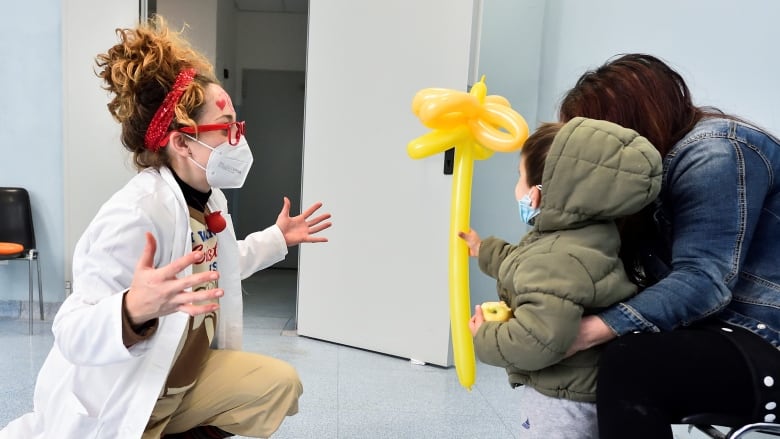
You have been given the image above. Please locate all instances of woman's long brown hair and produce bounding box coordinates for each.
[559,54,707,157]
[558,54,733,288]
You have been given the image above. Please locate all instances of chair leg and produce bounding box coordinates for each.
[36,255,43,320]
[28,258,33,335]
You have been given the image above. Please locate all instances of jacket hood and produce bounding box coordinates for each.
[535,117,662,231]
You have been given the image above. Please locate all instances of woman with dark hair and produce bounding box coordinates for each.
[560,53,780,439]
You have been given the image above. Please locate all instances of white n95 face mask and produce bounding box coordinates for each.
[186,134,254,189]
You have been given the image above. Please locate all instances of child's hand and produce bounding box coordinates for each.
[458,229,481,257]
[469,305,485,336]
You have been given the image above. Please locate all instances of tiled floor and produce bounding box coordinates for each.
[0,269,724,438]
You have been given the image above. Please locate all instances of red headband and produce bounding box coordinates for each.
[144,68,197,151]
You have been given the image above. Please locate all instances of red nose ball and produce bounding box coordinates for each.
[205,211,227,233]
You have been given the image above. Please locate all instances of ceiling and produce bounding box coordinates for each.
[233,0,308,14]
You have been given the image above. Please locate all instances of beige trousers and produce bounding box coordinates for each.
[144,349,302,439]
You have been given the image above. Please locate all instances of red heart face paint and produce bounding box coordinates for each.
[216,92,234,113]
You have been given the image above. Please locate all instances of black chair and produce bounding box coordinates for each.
[684,413,780,438]
[0,187,43,334]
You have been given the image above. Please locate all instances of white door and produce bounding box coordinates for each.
[298,0,478,366]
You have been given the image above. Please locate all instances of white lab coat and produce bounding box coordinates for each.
[1,167,288,439]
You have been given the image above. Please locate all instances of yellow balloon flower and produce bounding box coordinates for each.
[407,76,529,390]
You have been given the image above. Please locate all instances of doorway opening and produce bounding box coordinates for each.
[144,0,309,328]
[234,69,306,271]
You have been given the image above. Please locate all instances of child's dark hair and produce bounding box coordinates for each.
[521,122,564,186]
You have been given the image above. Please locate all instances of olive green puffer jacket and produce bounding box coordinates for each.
[474,117,662,402]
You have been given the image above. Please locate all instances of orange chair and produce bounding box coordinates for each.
[0,188,43,334]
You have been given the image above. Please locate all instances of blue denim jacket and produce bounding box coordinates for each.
[600,118,780,348]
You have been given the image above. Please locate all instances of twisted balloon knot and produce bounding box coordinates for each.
[407,76,529,159]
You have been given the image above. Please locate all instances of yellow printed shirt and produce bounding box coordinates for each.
[162,207,220,396]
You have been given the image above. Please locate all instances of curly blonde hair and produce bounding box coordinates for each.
[95,15,218,170]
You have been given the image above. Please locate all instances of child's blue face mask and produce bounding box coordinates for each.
[518,186,542,225]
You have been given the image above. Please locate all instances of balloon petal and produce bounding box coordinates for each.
[470,103,529,152]
[407,126,470,159]
[484,94,511,107]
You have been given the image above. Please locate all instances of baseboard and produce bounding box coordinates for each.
[0,300,62,320]
[282,317,298,336]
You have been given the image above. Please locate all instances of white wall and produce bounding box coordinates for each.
[62,0,138,296]
[536,0,780,134]
[0,0,64,304]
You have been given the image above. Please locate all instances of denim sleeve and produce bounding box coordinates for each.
[601,135,765,335]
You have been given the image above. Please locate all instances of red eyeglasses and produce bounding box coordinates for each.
[178,121,246,146]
